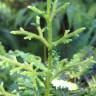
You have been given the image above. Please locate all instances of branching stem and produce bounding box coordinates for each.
[45,0,53,96]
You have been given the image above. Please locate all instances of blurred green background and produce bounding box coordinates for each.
[0,0,96,59]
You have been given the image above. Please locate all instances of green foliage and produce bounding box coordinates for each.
[62,0,96,56]
[0,44,47,95]
[0,0,96,96]
[0,0,96,53]
[0,43,95,96]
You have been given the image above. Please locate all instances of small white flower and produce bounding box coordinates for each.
[51,79,78,91]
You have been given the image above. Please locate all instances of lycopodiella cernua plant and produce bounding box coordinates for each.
[0,0,95,96]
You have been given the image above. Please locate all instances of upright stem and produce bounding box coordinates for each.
[47,0,52,45]
[45,0,53,96]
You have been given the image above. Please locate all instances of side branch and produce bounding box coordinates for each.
[53,27,86,46]
[28,6,47,18]
[11,27,49,48]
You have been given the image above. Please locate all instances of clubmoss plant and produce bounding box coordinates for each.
[10,0,93,96]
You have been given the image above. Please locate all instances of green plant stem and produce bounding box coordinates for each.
[53,27,86,46]
[11,28,49,48]
[45,0,53,96]
[39,36,49,48]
